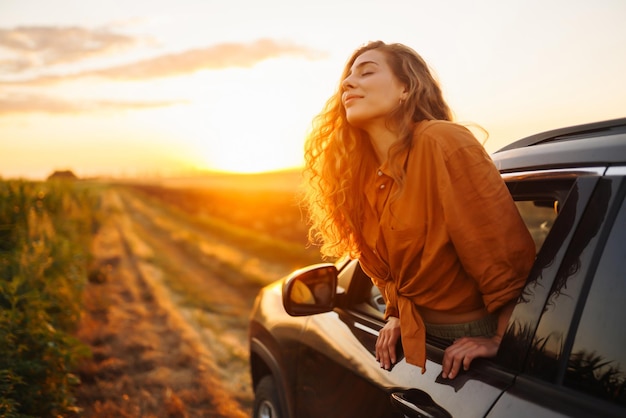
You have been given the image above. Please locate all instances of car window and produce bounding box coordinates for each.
[518,178,616,383]
[514,200,558,252]
[348,263,386,318]
[507,178,576,253]
[356,179,578,321]
[498,176,604,374]
[369,285,386,314]
[564,189,626,407]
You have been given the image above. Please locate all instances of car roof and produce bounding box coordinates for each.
[492,117,626,173]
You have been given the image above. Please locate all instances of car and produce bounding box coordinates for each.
[248,117,626,418]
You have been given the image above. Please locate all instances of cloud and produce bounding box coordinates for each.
[0,27,326,116]
[0,93,185,116]
[93,39,326,79]
[0,26,140,71]
[1,38,327,86]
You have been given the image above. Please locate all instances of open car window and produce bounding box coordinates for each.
[341,262,386,318]
[350,179,579,327]
[507,178,577,253]
[514,199,558,252]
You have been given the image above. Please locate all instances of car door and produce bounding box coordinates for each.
[293,265,514,416]
[292,259,403,418]
[489,172,626,418]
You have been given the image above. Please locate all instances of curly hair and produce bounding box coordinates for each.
[302,41,453,259]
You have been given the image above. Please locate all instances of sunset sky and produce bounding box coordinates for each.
[1,0,625,179]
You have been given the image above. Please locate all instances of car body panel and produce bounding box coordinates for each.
[251,262,515,418]
[488,374,626,418]
[299,310,513,418]
[495,132,626,173]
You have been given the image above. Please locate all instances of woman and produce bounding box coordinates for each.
[302,41,535,379]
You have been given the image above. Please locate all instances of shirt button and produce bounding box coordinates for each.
[379,184,385,189]
[377,170,383,176]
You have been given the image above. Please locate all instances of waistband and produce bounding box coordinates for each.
[425,315,497,340]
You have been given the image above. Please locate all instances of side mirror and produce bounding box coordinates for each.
[282,263,338,316]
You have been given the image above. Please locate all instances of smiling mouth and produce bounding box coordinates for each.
[343,94,361,105]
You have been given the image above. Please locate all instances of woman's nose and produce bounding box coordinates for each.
[342,74,355,90]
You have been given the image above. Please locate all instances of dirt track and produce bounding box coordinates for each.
[73,187,296,417]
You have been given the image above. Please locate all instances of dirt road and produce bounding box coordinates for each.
[74,187,297,417]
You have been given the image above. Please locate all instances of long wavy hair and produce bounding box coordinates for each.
[302,41,453,259]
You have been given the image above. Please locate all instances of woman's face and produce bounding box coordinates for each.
[341,49,406,129]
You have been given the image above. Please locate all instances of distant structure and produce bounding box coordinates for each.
[47,170,78,181]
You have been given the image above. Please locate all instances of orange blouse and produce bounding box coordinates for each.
[358,120,535,371]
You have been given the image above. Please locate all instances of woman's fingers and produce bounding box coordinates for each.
[375,329,395,369]
[442,337,500,379]
[376,317,401,370]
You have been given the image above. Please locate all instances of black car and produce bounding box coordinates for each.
[248,117,626,418]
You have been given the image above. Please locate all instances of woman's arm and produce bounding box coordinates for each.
[440,299,516,379]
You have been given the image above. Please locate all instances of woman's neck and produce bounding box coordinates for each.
[367,126,401,164]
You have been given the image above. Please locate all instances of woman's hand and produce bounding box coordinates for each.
[441,335,502,379]
[376,316,401,370]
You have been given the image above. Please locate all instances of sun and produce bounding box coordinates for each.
[179,65,315,174]
[182,95,305,173]
[141,58,333,175]
[202,135,303,174]
[133,86,303,174]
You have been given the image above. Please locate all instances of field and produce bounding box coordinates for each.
[0,173,323,417]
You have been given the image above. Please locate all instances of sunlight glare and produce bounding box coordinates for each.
[176,58,331,173]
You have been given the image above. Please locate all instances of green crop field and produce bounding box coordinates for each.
[0,179,99,417]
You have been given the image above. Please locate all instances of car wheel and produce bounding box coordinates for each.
[253,375,281,418]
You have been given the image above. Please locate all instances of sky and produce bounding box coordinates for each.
[1,0,625,179]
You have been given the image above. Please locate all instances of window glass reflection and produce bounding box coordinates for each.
[525,179,613,381]
[565,194,626,406]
